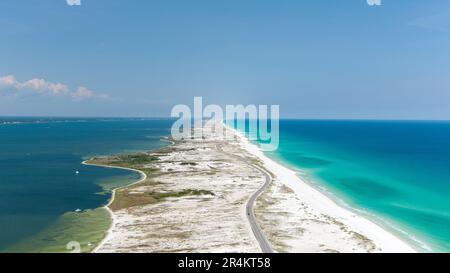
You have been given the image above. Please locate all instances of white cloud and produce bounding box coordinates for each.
[0,75,19,87]
[0,74,107,101]
[48,83,69,94]
[71,86,111,101]
[17,78,50,92]
[71,86,93,101]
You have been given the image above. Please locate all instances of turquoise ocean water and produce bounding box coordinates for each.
[0,117,172,252]
[250,120,450,252]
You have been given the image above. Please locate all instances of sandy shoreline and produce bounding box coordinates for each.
[81,160,148,253]
[83,139,177,253]
[89,123,417,253]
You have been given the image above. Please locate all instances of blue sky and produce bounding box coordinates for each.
[1,0,450,119]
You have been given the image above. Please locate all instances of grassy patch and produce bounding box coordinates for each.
[88,154,159,168]
[152,189,214,201]
[118,154,159,165]
[110,189,215,211]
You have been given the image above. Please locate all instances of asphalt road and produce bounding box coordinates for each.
[217,145,274,253]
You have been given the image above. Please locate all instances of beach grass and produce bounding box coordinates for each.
[110,188,215,211]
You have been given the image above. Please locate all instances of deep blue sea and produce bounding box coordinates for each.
[0,117,172,252]
[257,120,450,252]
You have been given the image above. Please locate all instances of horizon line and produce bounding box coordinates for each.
[1,115,450,122]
